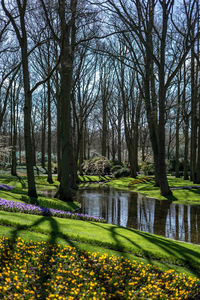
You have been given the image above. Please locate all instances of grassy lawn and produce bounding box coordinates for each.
[0,173,200,298]
[106,176,200,204]
[0,210,200,277]
[0,174,79,212]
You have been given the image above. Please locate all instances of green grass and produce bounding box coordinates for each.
[1,173,200,280]
[78,175,111,182]
[0,225,194,277]
[0,210,200,277]
[0,174,79,212]
[106,176,200,204]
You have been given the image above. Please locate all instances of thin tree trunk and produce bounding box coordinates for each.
[190,37,197,182]
[175,73,181,178]
[1,0,38,197]
[102,97,107,157]
[11,87,17,176]
[47,78,53,183]
[41,94,46,169]
[117,97,122,163]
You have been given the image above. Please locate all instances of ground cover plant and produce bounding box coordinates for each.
[1,210,200,276]
[1,174,200,298]
[0,236,199,300]
[0,175,79,212]
[0,198,105,223]
[128,177,154,186]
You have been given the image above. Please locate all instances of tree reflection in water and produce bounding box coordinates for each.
[77,187,200,244]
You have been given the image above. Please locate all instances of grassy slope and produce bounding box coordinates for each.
[0,173,200,278]
[0,210,200,278]
[107,176,200,204]
[0,175,79,212]
[0,225,193,277]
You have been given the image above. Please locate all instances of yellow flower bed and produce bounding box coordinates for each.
[0,237,199,299]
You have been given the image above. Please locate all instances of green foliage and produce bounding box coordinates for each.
[114,167,130,178]
[111,159,123,166]
[168,159,186,173]
[111,165,123,174]
[140,162,155,175]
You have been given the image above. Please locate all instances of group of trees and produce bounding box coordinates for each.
[0,0,200,200]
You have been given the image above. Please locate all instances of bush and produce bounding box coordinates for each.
[114,168,130,178]
[140,162,154,175]
[82,156,111,175]
[111,159,123,166]
[111,165,123,174]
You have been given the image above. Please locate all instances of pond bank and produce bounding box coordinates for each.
[105,176,200,205]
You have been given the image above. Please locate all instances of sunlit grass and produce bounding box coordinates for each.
[107,176,200,204]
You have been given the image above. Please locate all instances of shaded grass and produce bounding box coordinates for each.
[78,175,111,182]
[0,210,200,277]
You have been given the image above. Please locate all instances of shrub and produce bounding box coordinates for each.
[111,165,123,174]
[140,162,154,175]
[111,159,123,166]
[114,167,130,178]
[82,156,111,175]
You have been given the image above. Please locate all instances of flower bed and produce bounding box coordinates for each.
[0,198,106,223]
[129,177,154,186]
[0,237,199,299]
[0,184,15,191]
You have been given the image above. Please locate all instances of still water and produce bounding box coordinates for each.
[76,187,200,244]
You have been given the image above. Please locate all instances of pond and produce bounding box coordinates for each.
[40,187,200,244]
[76,187,200,244]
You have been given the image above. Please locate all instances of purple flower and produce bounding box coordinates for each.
[0,198,106,223]
[0,184,15,191]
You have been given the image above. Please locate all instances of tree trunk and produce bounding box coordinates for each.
[102,97,107,157]
[128,142,137,178]
[175,74,181,178]
[31,122,36,166]
[47,78,53,184]
[2,0,38,197]
[190,39,197,182]
[11,89,17,176]
[183,117,189,180]
[58,0,77,201]
[41,94,46,169]
[117,97,122,163]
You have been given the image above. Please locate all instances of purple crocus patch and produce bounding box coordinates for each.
[0,184,15,191]
[0,198,106,223]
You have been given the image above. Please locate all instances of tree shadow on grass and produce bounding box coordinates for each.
[6,215,134,298]
[88,222,200,278]
[2,204,200,299]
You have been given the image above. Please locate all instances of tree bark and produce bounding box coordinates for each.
[1,0,37,197]
[41,94,46,169]
[175,73,181,178]
[102,97,107,157]
[58,0,77,201]
[190,36,197,182]
[47,78,53,184]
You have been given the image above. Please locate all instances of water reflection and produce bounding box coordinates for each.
[77,187,200,244]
